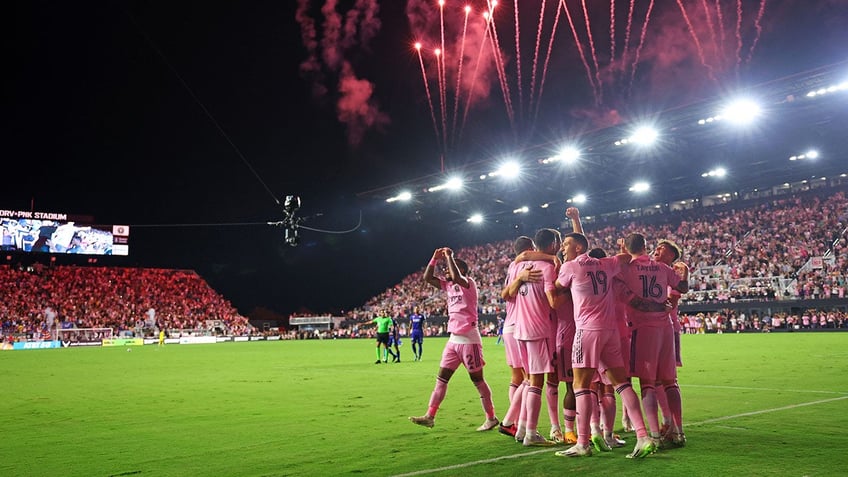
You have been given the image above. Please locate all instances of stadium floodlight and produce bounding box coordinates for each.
[513,206,529,214]
[386,191,413,203]
[543,147,580,164]
[629,181,650,192]
[805,81,848,98]
[789,150,819,161]
[571,193,587,204]
[493,161,521,179]
[721,99,761,124]
[467,213,484,224]
[614,126,657,147]
[427,176,464,192]
[701,167,727,178]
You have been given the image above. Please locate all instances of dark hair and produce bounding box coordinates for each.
[588,247,607,259]
[533,228,561,252]
[513,236,534,255]
[564,232,588,252]
[657,239,682,261]
[454,258,469,275]
[624,233,646,254]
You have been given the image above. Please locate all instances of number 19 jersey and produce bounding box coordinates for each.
[557,253,622,331]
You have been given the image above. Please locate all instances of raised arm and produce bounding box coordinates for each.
[444,248,470,288]
[672,261,690,293]
[422,248,444,289]
[565,207,583,235]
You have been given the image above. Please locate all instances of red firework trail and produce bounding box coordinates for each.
[434,48,448,147]
[715,0,726,59]
[676,0,716,82]
[609,0,615,66]
[735,0,743,74]
[438,1,448,147]
[535,0,565,121]
[580,0,603,102]
[452,6,471,137]
[460,13,493,137]
[621,0,635,77]
[561,0,599,104]
[747,0,767,63]
[488,6,516,124]
[629,0,655,93]
[529,0,548,115]
[415,44,441,148]
[514,0,523,118]
[700,0,720,65]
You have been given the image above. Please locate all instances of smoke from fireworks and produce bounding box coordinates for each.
[295,0,387,146]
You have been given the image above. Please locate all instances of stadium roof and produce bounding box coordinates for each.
[359,61,848,229]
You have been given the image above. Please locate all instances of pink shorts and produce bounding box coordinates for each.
[503,331,523,369]
[518,338,554,375]
[572,328,624,371]
[629,325,676,382]
[439,342,486,373]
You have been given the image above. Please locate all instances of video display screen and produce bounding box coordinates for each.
[0,211,129,256]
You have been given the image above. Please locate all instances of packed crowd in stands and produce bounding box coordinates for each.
[2,188,846,341]
[347,188,848,327]
[0,265,251,340]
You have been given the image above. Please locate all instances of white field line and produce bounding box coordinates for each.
[682,384,848,395]
[390,393,848,477]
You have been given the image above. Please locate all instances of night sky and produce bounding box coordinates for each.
[7,1,848,318]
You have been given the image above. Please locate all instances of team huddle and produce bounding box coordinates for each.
[408,207,689,459]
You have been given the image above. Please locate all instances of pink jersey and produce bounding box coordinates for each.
[502,262,521,329]
[557,254,622,331]
[440,277,479,335]
[553,290,575,348]
[513,260,556,341]
[618,254,682,328]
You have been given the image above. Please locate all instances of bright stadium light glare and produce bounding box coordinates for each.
[386,191,413,203]
[806,150,819,159]
[572,193,587,204]
[558,147,580,163]
[494,161,521,179]
[721,99,761,124]
[445,176,464,190]
[703,167,727,178]
[629,181,650,193]
[513,206,529,214]
[630,126,658,146]
[467,213,484,224]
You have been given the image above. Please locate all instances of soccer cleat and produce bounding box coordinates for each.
[563,431,578,444]
[555,444,592,457]
[660,422,671,439]
[409,415,434,428]
[514,428,526,442]
[662,432,686,448]
[523,431,557,447]
[626,437,658,459]
[591,434,612,452]
[621,415,635,432]
[550,429,564,443]
[498,423,517,437]
[605,435,626,448]
[375,360,381,364]
[477,417,499,432]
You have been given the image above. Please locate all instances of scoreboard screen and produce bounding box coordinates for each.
[0,210,129,256]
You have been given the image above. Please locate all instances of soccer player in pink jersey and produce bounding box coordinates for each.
[553,232,657,458]
[506,228,561,446]
[617,233,689,445]
[652,239,688,446]
[497,236,537,438]
[409,247,499,432]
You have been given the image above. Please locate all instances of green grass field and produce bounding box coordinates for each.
[2,333,848,476]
